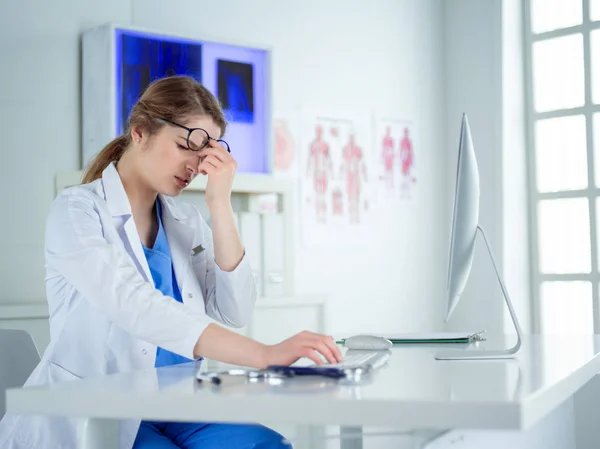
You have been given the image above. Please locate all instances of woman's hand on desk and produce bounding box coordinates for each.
[263,331,343,366]
[194,324,342,369]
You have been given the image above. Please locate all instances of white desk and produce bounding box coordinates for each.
[7,335,600,448]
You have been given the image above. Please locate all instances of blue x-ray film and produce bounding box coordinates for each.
[117,31,203,133]
[217,59,254,124]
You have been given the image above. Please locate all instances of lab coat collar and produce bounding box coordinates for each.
[158,194,186,222]
[101,162,152,282]
[101,162,133,218]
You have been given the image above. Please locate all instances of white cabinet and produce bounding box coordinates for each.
[247,297,326,344]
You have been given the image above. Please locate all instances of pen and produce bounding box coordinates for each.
[196,373,222,385]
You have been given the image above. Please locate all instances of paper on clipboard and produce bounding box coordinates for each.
[380,332,486,343]
[340,332,486,344]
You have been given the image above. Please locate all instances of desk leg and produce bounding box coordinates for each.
[78,418,119,449]
[340,426,363,449]
[295,425,326,449]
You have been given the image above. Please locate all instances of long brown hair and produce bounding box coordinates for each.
[82,75,227,184]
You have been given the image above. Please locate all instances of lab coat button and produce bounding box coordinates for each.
[188,293,193,299]
[142,349,148,355]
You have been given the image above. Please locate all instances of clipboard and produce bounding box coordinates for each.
[337,331,486,345]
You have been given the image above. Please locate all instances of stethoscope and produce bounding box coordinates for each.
[196,365,374,386]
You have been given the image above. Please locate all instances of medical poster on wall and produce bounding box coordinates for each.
[374,116,418,203]
[299,110,373,247]
[273,110,300,178]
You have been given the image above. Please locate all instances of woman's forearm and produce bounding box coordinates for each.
[208,200,245,272]
[194,323,269,369]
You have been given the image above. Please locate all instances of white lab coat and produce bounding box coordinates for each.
[0,162,257,449]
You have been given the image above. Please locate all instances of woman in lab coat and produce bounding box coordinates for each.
[0,75,341,449]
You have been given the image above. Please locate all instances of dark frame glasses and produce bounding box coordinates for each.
[158,117,230,153]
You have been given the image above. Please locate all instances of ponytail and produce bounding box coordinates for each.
[82,135,129,184]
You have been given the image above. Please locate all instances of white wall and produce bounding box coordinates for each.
[135,0,449,337]
[0,0,133,352]
[443,0,506,335]
[0,0,131,306]
[443,0,532,337]
[501,0,532,336]
[0,0,449,343]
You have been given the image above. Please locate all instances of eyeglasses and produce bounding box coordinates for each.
[158,117,230,153]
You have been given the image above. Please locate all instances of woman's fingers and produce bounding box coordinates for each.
[293,332,342,364]
[198,153,237,175]
[325,336,343,362]
[309,340,338,364]
[198,161,217,176]
[301,332,342,363]
[201,145,231,163]
[201,155,221,170]
[300,347,323,366]
[273,331,344,366]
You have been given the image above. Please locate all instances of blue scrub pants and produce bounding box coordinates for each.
[133,420,292,448]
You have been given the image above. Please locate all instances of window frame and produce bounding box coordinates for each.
[524,0,600,333]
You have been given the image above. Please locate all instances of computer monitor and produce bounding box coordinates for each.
[436,113,524,360]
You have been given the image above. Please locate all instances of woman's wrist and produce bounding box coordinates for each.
[255,344,271,369]
[193,324,274,369]
[207,197,233,215]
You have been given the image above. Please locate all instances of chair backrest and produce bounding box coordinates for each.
[0,329,41,418]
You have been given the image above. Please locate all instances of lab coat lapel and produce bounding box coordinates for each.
[159,195,194,294]
[122,218,153,282]
[101,162,153,283]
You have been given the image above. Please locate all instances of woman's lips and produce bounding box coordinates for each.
[174,176,189,188]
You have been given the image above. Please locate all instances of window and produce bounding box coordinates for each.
[526,0,598,333]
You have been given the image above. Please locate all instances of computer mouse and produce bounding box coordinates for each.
[343,335,393,350]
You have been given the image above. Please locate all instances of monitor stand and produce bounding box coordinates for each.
[435,225,524,360]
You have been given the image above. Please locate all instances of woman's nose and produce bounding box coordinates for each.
[186,164,197,178]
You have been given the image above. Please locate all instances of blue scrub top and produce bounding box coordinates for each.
[142,200,193,368]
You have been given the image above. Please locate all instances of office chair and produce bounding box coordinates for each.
[0,329,41,418]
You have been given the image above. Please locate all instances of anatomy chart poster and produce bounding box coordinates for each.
[300,111,373,247]
[374,116,418,203]
[272,110,300,177]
